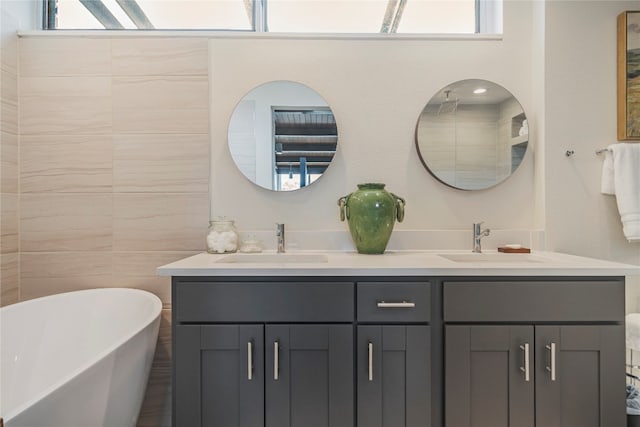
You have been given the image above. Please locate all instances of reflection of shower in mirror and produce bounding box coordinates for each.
[415,79,529,191]
[437,90,458,115]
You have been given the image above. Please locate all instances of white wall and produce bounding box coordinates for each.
[210,0,638,293]
[543,1,640,310]
[210,0,536,240]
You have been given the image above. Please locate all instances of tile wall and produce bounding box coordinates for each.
[18,36,210,426]
[0,8,20,306]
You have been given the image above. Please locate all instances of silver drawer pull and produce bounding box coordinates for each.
[545,342,556,381]
[247,341,253,381]
[377,301,416,308]
[519,343,530,382]
[368,342,373,381]
[274,341,279,381]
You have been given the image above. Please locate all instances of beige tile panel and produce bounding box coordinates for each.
[21,95,112,135]
[1,9,19,74]
[112,76,208,110]
[1,131,18,193]
[21,135,113,193]
[113,107,209,134]
[114,134,209,193]
[113,193,208,251]
[113,252,198,304]
[1,99,18,134]
[20,76,111,97]
[21,194,113,252]
[1,68,18,104]
[20,252,113,301]
[1,193,18,254]
[19,38,111,77]
[0,252,19,306]
[113,38,207,76]
[136,308,172,427]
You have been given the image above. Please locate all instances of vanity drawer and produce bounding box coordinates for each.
[443,280,625,322]
[175,281,354,323]
[357,282,430,322]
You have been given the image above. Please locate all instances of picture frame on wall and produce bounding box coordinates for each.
[618,11,640,140]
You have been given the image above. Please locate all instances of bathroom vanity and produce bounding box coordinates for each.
[158,251,638,427]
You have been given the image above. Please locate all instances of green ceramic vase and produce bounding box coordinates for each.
[337,183,405,254]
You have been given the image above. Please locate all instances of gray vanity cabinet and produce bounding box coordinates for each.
[356,282,432,427]
[357,325,431,427]
[445,325,534,427]
[535,325,625,427]
[265,324,353,427]
[443,279,626,427]
[174,324,265,427]
[172,280,355,427]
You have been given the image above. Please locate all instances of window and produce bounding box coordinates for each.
[44,0,502,34]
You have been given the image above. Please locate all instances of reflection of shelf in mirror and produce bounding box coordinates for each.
[511,112,527,138]
[275,135,338,144]
[510,134,528,146]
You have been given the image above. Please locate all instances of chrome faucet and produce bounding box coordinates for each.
[472,222,491,253]
[276,223,285,253]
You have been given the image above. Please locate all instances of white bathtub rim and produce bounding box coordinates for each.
[1,288,162,422]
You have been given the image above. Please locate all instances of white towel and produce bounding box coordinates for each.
[605,143,640,242]
[601,147,615,195]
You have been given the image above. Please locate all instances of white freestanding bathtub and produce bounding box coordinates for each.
[0,288,162,427]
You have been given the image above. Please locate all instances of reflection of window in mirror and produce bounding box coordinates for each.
[272,108,337,191]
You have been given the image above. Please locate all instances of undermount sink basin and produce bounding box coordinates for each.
[215,253,329,264]
[438,253,545,263]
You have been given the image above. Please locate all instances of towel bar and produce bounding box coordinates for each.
[596,148,612,155]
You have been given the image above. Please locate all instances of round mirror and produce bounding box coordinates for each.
[228,81,338,191]
[415,79,529,190]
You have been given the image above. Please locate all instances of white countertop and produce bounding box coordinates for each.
[157,250,639,277]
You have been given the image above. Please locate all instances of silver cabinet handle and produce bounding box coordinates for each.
[274,341,279,381]
[247,341,253,381]
[519,343,530,382]
[368,342,373,381]
[545,342,557,381]
[376,301,415,308]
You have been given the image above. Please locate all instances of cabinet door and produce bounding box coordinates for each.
[535,325,625,427]
[445,325,534,427]
[357,325,431,427]
[174,325,264,427]
[265,325,353,427]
